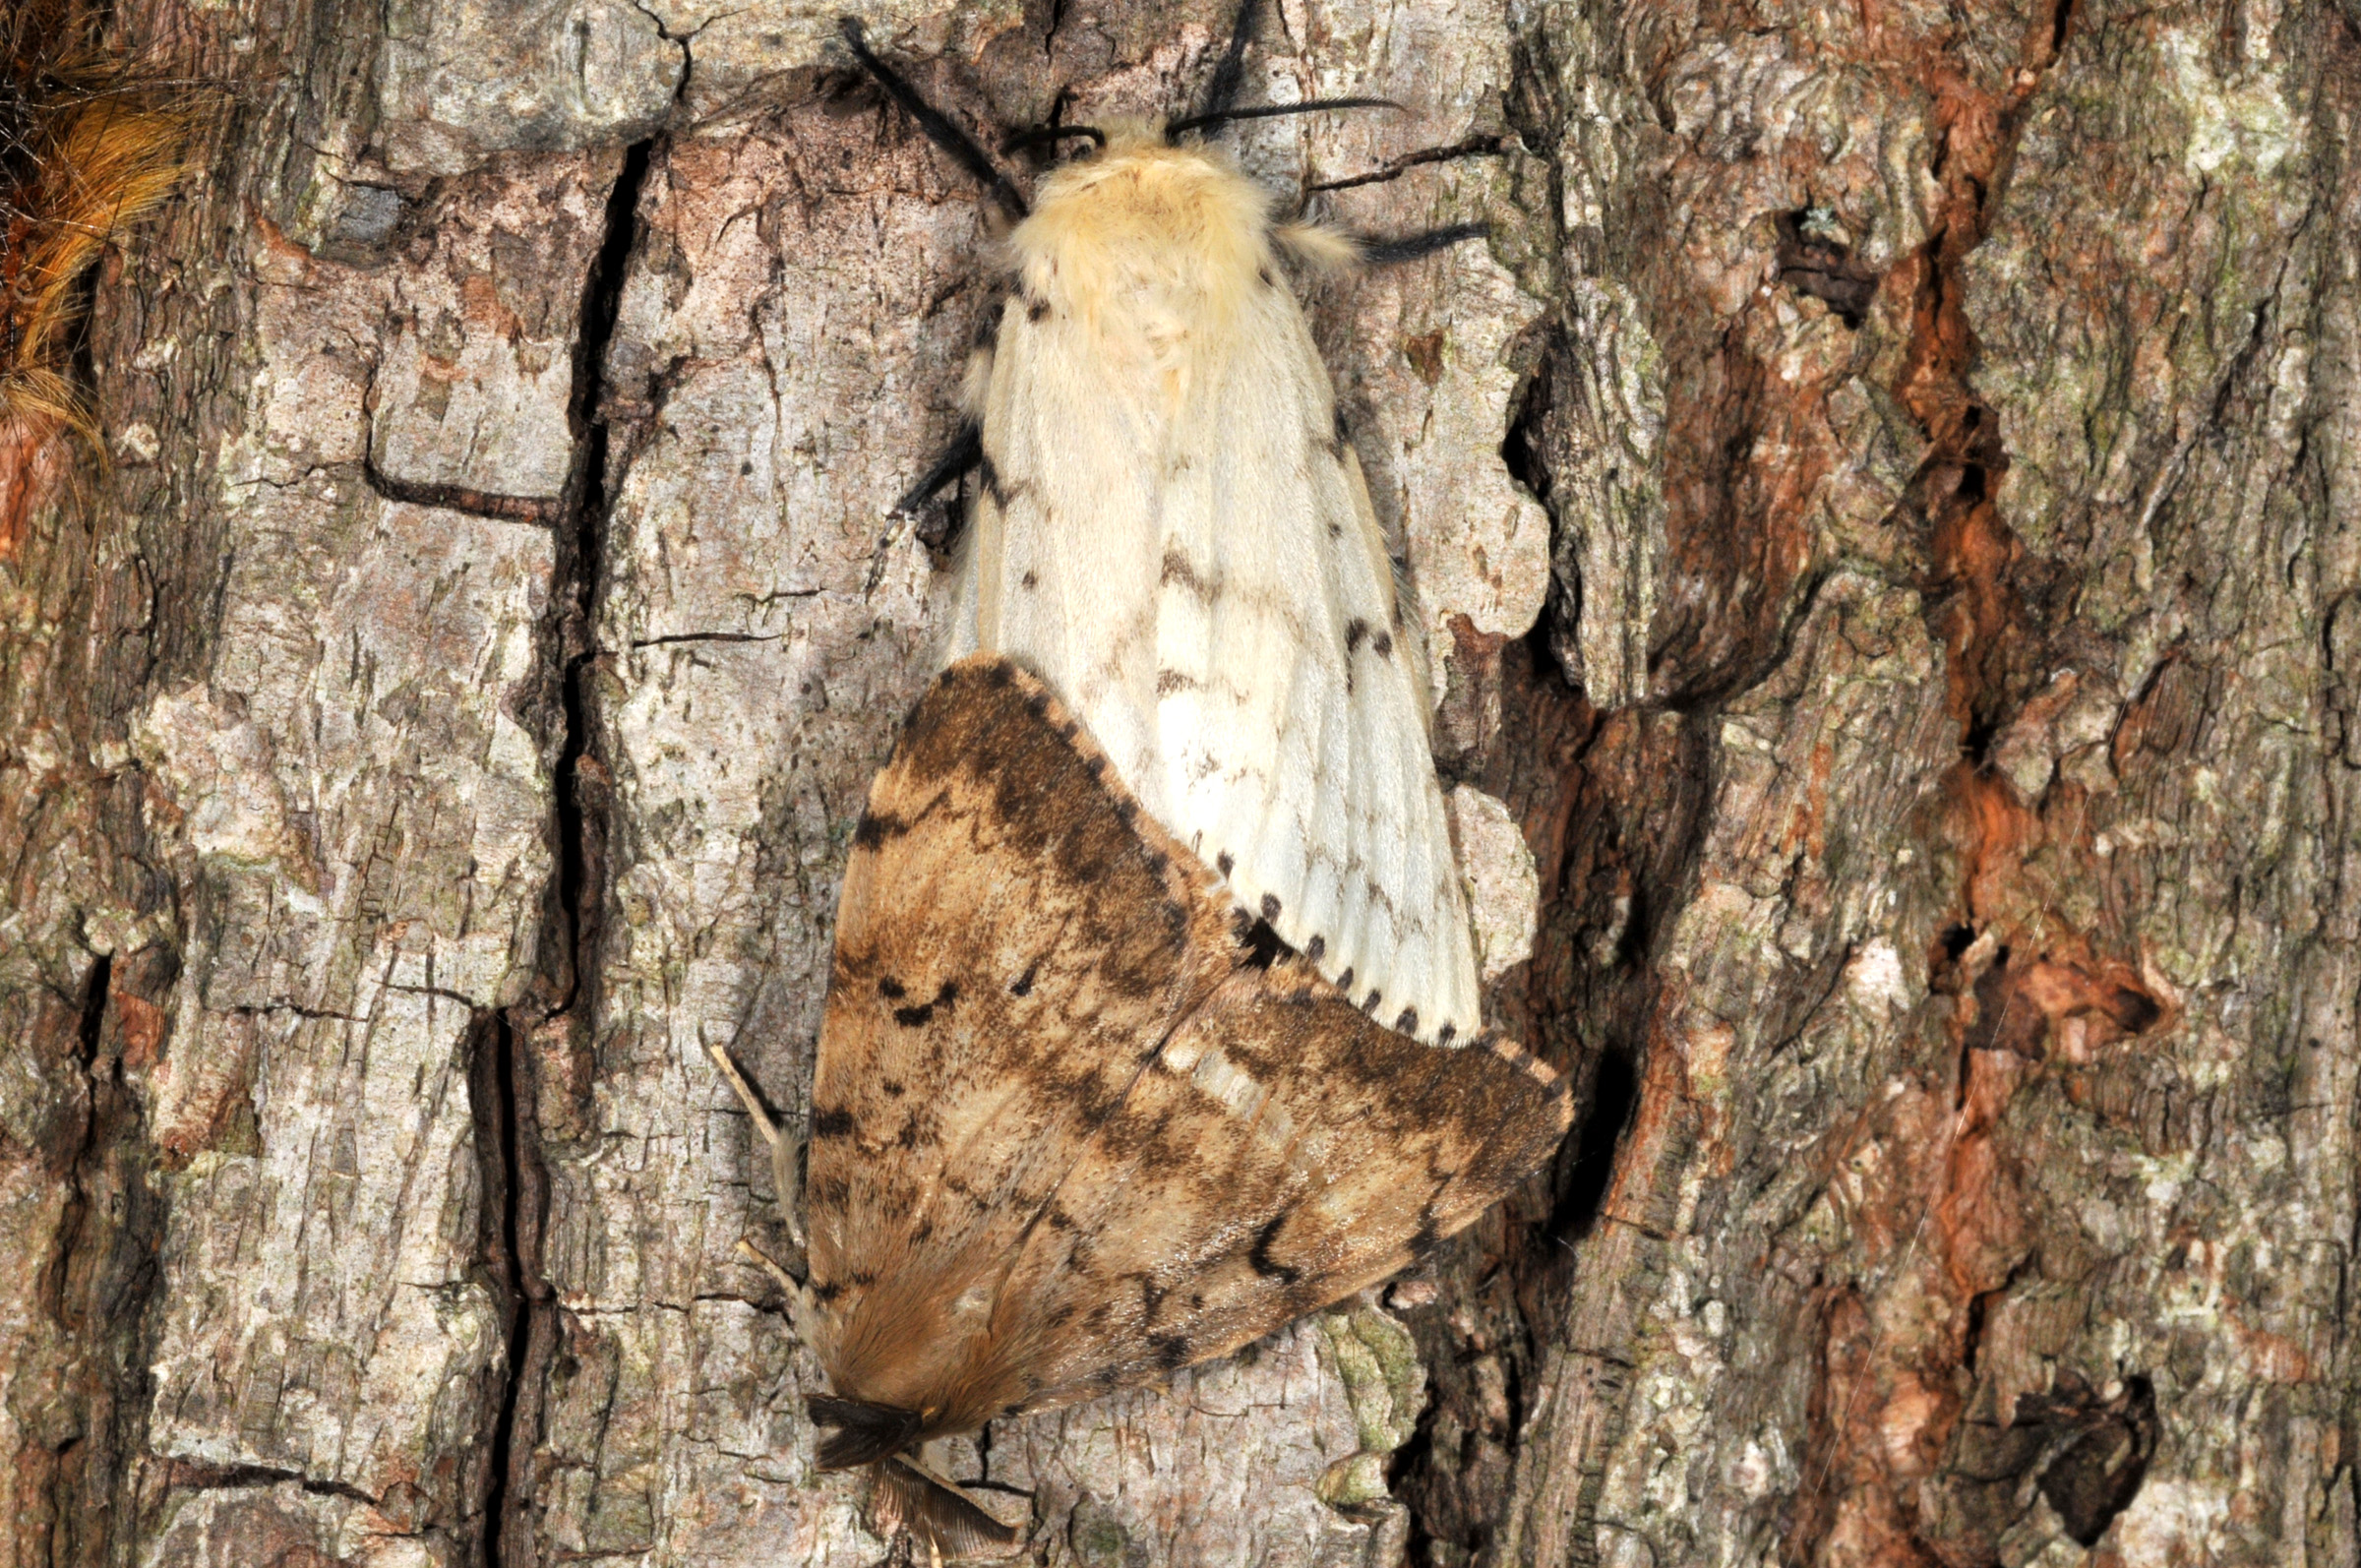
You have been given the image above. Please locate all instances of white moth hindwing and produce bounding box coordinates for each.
[938,131,1486,1048]
[802,657,1569,1458]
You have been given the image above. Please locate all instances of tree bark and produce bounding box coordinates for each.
[1,0,2353,1564]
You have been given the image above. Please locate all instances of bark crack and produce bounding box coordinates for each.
[475,131,655,1568]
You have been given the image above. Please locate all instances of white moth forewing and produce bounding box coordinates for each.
[940,125,1484,1048]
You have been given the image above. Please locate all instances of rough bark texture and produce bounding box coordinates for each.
[0,0,2353,1565]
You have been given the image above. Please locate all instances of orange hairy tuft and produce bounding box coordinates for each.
[2,1,189,442]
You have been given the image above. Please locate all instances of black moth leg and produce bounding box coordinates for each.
[1354,222,1490,268]
[892,423,984,550]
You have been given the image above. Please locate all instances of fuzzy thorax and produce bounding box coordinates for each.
[1010,122,1282,330]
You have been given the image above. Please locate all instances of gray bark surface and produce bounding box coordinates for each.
[0,0,2351,1565]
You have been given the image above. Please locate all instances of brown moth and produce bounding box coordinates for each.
[716,658,1567,1510]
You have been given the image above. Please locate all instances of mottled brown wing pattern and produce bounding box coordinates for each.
[994,970,1568,1414]
[805,657,1238,1431]
[804,655,1568,1447]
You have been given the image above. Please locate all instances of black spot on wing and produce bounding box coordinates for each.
[1247,1214,1302,1283]
[1010,961,1037,997]
[1394,1007,1419,1036]
[811,1105,856,1138]
[1260,892,1282,921]
[891,980,960,1028]
[1021,570,1039,589]
[1372,630,1394,657]
[1028,297,1050,322]
[1216,851,1235,877]
[854,811,908,848]
[1346,617,1370,652]
[1336,967,1355,992]
[1435,1023,1456,1047]
[1152,1333,1191,1370]
[1304,935,1325,962]
[1362,989,1382,1015]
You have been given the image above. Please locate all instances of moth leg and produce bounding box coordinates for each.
[736,1236,817,1344]
[704,1039,808,1249]
[891,422,983,551]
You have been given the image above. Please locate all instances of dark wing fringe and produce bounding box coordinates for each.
[808,1394,925,1470]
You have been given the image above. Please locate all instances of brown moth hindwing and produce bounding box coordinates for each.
[802,654,1570,1461]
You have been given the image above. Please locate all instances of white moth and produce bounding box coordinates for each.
[930,113,1486,1048]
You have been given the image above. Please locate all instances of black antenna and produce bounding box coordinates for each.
[837,18,1027,219]
[1353,222,1489,267]
[1193,0,1262,125]
[1165,96,1401,137]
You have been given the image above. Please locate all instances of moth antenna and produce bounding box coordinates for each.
[1348,221,1489,269]
[1165,96,1402,137]
[1191,0,1261,125]
[810,1395,929,1470]
[874,1456,1027,1559]
[836,17,1027,221]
